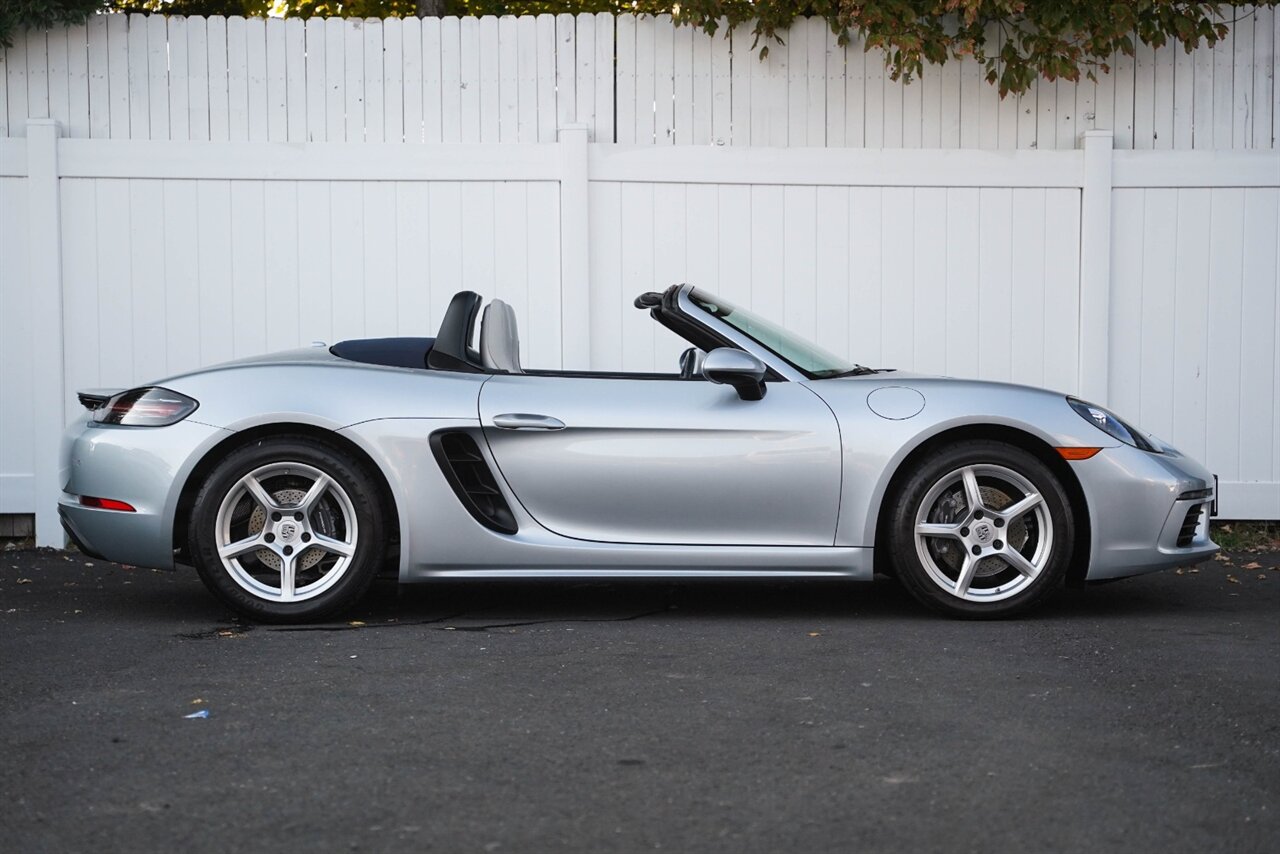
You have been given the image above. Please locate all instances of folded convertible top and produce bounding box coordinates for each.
[329,337,436,370]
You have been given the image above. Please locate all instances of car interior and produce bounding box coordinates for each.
[331,288,727,381]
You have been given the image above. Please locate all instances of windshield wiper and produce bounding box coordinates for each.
[819,365,878,378]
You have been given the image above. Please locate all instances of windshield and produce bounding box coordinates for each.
[688,289,867,378]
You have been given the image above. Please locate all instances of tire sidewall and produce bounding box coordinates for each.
[189,437,386,623]
[889,441,1074,619]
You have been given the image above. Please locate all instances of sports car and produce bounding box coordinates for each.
[59,284,1219,621]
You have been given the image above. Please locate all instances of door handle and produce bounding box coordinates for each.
[492,413,566,431]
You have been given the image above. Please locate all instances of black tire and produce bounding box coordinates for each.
[188,436,387,623]
[887,440,1075,619]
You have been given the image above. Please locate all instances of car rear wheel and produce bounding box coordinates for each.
[888,440,1074,618]
[188,436,387,623]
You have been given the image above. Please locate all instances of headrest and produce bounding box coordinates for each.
[427,291,483,372]
[479,299,522,374]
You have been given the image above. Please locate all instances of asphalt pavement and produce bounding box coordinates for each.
[2,546,1278,853]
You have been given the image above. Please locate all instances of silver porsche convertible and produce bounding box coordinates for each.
[59,285,1218,621]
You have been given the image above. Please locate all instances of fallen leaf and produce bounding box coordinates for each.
[808,632,821,637]
[1226,575,1239,584]
[1258,574,1267,581]
[1175,568,1185,575]
[1188,568,1199,574]
[1213,553,1230,562]
[349,620,366,627]
[1242,562,1262,570]
[16,578,31,584]
[191,698,205,705]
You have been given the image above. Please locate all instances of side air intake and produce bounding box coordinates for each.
[430,431,518,535]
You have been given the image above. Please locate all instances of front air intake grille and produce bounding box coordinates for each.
[1177,504,1203,548]
[430,432,518,534]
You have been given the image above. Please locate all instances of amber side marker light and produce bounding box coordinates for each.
[80,496,136,512]
[1056,447,1102,461]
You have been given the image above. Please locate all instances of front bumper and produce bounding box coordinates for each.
[1076,443,1219,580]
[59,416,230,569]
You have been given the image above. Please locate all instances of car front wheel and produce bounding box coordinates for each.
[888,440,1075,618]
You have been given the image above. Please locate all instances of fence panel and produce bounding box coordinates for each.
[586,177,1082,391]
[5,12,1277,149]
[1109,184,1280,519]
[53,173,563,412]
[0,176,32,513]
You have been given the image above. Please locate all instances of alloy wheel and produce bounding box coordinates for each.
[912,463,1054,603]
[213,461,359,603]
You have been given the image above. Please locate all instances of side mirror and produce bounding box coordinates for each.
[702,348,767,401]
[678,347,707,379]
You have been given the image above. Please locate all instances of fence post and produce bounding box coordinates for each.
[26,119,66,548]
[1077,129,1113,404]
[558,123,591,369]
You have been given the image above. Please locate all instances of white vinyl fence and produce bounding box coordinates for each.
[0,14,1278,547]
[2,11,1277,150]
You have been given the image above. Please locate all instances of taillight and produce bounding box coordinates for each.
[80,496,136,512]
[92,387,198,426]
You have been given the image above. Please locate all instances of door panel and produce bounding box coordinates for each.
[478,375,841,545]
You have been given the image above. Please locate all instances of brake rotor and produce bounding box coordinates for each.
[247,488,326,572]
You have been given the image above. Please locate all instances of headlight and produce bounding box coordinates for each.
[92,387,199,426]
[1067,398,1158,452]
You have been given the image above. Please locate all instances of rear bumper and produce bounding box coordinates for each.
[58,499,172,568]
[58,505,106,560]
[1077,444,1219,580]
[59,417,230,569]
[59,503,122,562]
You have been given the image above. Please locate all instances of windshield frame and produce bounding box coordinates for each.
[684,287,868,380]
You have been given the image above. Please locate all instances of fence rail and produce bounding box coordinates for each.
[2,10,1277,150]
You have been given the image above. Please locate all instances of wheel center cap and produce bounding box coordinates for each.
[277,520,300,542]
[973,523,994,544]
